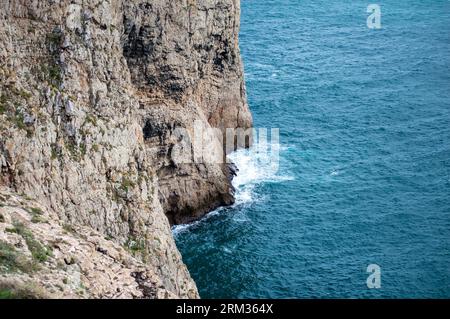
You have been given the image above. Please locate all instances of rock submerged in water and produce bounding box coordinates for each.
[228,162,239,180]
[0,0,251,298]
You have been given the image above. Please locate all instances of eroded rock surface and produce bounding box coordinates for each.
[0,0,251,298]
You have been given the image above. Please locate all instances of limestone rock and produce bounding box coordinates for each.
[0,0,251,298]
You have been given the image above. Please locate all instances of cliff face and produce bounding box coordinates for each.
[0,0,251,299]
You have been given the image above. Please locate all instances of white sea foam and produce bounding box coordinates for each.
[229,143,294,205]
[172,207,225,236]
[173,142,293,235]
[172,223,192,235]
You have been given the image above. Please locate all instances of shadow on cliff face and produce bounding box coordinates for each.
[140,111,251,226]
[121,0,253,225]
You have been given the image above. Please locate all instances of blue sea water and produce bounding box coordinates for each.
[175,0,450,298]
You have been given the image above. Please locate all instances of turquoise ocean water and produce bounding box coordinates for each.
[175,0,450,298]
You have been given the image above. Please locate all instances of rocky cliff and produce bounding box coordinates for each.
[0,0,251,298]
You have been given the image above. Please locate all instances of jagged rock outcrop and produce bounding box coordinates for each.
[0,0,251,298]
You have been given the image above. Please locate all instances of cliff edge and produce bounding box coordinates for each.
[0,0,251,298]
